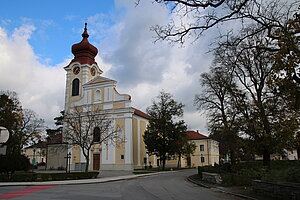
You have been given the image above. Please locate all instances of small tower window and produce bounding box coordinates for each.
[72,78,80,96]
[93,127,100,142]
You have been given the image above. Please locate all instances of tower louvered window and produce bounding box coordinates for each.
[72,78,79,96]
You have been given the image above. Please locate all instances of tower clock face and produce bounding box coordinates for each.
[73,66,80,75]
[91,67,96,76]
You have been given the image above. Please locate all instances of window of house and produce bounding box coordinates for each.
[72,78,80,96]
[121,155,124,160]
[200,144,205,151]
[200,156,205,163]
[93,127,100,142]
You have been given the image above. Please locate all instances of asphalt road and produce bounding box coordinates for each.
[0,169,242,200]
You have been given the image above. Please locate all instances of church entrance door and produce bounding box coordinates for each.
[93,153,100,170]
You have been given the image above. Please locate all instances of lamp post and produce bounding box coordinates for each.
[65,152,71,173]
[33,148,36,165]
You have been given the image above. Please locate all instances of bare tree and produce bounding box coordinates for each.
[195,66,243,163]
[147,0,298,44]
[63,106,122,172]
[18,109,45,149]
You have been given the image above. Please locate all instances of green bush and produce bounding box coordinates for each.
[0,172,99,182]
[0,154,30,174]
[198,163,232,177]
[221,173,260,186]
[198,161,300,186]
[285,167,300,183]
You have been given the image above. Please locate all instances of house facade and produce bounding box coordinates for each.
[186,131,219,167]
[165,131,220,168]
[23,141,47,165]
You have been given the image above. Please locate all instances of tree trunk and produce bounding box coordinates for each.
[84,150,90,172]
[263,149,271,167]
[177,154,181,169]
[230,150,236,165]
[162,154,166,170]
[85,156,89,172]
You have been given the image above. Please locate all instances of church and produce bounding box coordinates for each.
[63,24,156,171]
[53,24,219,171]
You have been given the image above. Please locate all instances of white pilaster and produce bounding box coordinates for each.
[125,117,133,164]
[64,71,70,111]
[82,66,89,85]
[137,118,141,166]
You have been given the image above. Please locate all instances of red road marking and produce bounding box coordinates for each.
[0,185,57,199]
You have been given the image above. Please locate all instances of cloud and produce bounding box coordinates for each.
[0,1,213,135]
[0,24,66,128]
[95,0,213,134]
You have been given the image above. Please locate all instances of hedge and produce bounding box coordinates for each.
[0,172,99,182]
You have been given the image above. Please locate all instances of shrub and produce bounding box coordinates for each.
[37,162,46,166]
[285,167,300,183]
[0,154,31,177]
[0,172,99,182]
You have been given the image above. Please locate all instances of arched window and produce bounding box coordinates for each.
[93,127,100,142]
[72,78,80,96]
[95,90,101,102]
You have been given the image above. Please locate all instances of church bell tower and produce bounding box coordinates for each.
[64,23,102,112]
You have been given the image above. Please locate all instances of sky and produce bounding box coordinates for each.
[0,0,216,135]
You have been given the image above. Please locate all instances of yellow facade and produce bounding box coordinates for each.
[190,139,219,167]
[63,26,152,171]
[23,147,46,165]
[115,119,125,165]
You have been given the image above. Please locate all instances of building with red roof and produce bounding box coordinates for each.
[186,130,219,167]
[166,130,219,168]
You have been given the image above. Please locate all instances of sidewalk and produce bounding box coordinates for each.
[187,175,272,200]
[0,171,176,187]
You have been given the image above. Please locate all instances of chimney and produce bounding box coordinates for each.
[197,130,199,133]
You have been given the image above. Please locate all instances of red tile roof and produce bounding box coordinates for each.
[133,108,152,120]
[186,130,209,140]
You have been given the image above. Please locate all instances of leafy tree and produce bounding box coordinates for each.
[143,91,187,170]
[174,137,196,168]
[0,91,45,154]
[63,106,121,172]
[271,13,300,109]
[0,91,23,153]
[213,29,299,166]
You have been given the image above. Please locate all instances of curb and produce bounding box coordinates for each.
[186,176,258,200]
[0,171,177,187]
[186,176,210,188]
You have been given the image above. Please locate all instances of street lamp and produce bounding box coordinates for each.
[65,152,71,173]
[33,148,36,165]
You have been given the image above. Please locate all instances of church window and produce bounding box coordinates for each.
[200,144,205,152]
[120,155,124,160]
[95,90,101,102]
[72,78,80,96]
[200,156,205,163]
[93,127,100,142]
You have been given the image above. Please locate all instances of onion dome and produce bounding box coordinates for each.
[69,23,98,65]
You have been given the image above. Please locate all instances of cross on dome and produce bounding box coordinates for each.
[70,23,98,66]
